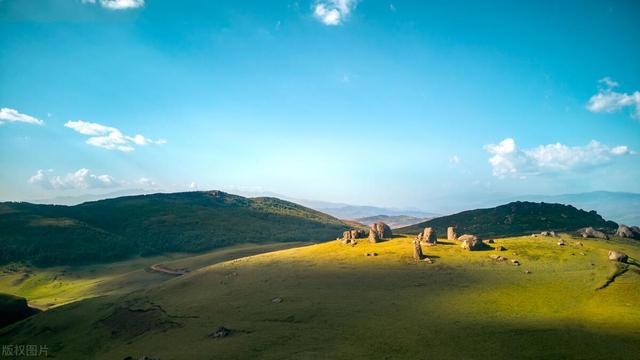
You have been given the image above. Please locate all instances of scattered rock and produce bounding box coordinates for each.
[459,235,484,251]
[412,239,424,261]
[616,224,640,239]
[447,226,457,240]
[511,259,521,266]
[368,222,392,243]
[496,246,506,251]
[608,251,628,263]
[580,252,586,256]
[489,254,507,261]
[422,256,433,264]
[540,231,556,237]
[371,252,378,257]
[578,227,609,240]
[575,241,584,247]
[271,297,283,304]
[524,270,531,274]
[557,240,565,246]
[418,227,438,245]
[211,326,232,338]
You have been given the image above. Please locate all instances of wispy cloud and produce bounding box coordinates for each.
[587,77,640,119]
[485,138,633,178]
[28,168,120,190]
[81,0,145,10]
[313,0,358,26]
[0,108,43,125]
[64,120,165,152]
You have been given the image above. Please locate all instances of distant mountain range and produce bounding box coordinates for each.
[354,215,431,229]
[21,190,640,226]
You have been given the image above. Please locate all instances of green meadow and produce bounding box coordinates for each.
[1,234,639,359]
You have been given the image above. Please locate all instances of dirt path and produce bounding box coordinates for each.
[149,264,189,276]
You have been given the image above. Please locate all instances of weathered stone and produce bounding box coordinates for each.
[578,227,609,240]
[489,254,507,261]
[487,239,495,244]
[368,222,391,243]
[511,259,521,266]
[557,240,565,246]
[420,227,437,245]
[342,229,366,244]
[616,224,640,239]
[540,231,557,237]
[271,297,283,304]
[412,239,423,261]
[608,251,628,263]
[496,245,506,251]
[447,226,457,240]
[459,235,484,251]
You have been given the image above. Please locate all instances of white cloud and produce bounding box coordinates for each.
[189,181,198,190]
[449,155,461,164]
[313,0,358,26]
[82,0,145,10]
[586,77,640,119]
[28,168,120,190]
[0,108,43,125]
[64,120,165,152]
[484,138,633,178]
[137,177,159,188]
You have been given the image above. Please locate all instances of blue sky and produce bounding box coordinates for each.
[1,0,639,210]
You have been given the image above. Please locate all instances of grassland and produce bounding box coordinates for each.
[0,242,308,310]
[1,233,638,359]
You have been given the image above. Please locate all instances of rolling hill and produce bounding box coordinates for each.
[397,201,617,238]
[0,191,348,266]
[1,234,638,359]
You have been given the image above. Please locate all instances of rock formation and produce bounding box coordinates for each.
[578,227,609,240]
[412,239,423,261]
[418,227,437,245]
[608,250,628,263]
[368,222,392,243]
[447,226,457,240]
[459,235,484,251]
[342,229,366,244]
[616,224,640,239]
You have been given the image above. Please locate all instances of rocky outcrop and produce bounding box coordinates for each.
[447,226,457,240]
[368,222,392,243]
[615,224,640,239]
[418,227,437,245]
[578,227,609,240]
[0,294,39,328]
[608,251,628,263]
[459,235,484,251]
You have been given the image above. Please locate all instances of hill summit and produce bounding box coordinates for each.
[397,201,617,238]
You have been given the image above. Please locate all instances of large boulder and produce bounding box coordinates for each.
[608,251,628,263]
[616,224,640,239]
[418,227,437,245]
[577,227,609,240]
[447,226,457,240]
[459,235,484,251]
[368,222,392,243]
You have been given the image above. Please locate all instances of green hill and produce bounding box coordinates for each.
[0,191,348,266]
[397,201,617,238]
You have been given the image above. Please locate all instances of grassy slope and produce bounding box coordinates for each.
[0,191,348,266]
[398,201,617,238]
[2,235,639,359]
[0,243,308,310]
